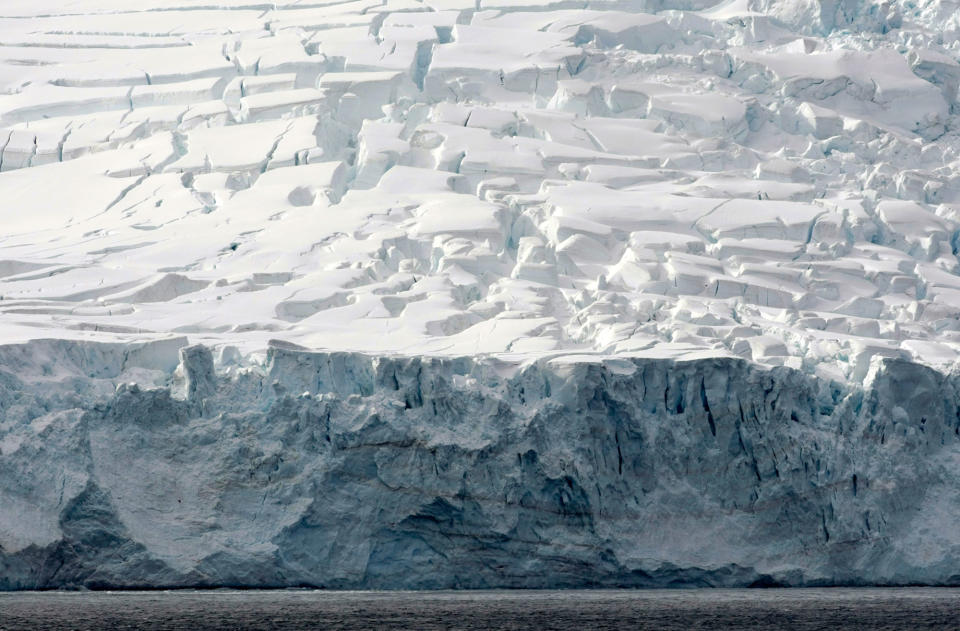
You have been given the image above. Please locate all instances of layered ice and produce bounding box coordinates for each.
[1,338,959,589]
[2,0,960,588]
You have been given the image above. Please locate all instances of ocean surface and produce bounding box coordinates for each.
[0,588,957,630]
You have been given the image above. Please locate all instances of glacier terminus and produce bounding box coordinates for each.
[0,0,959,589]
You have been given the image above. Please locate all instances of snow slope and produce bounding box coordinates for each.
[3,0,960,589]
[0,0,959,382]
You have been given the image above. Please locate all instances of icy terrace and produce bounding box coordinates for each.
[1,0,960,384]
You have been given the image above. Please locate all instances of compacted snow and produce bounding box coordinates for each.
[2,0,960,589]
[0,0,959,380]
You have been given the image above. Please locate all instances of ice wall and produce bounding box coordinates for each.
[1,338,958,589]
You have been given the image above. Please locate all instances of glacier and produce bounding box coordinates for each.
[0,338,959,589]
[2,0,960,588]
[2,0,960,376]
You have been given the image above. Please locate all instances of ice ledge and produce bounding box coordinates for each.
[0,337,958,589]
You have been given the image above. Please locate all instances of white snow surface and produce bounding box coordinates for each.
[2,0,960,382]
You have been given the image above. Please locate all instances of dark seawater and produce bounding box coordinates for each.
[0,588,958,630]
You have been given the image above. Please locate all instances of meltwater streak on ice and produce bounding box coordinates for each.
[1,589,959,630]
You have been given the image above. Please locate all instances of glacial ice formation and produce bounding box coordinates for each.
[1,338,959,589]
[2,0,960,588]
[1,0,960,380]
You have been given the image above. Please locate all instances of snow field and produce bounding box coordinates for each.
[1,1,960,384]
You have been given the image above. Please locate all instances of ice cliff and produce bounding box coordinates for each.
[1,338,958,589]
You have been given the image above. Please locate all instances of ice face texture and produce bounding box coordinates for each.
[1,339,960,589]
[3,1,960,588]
